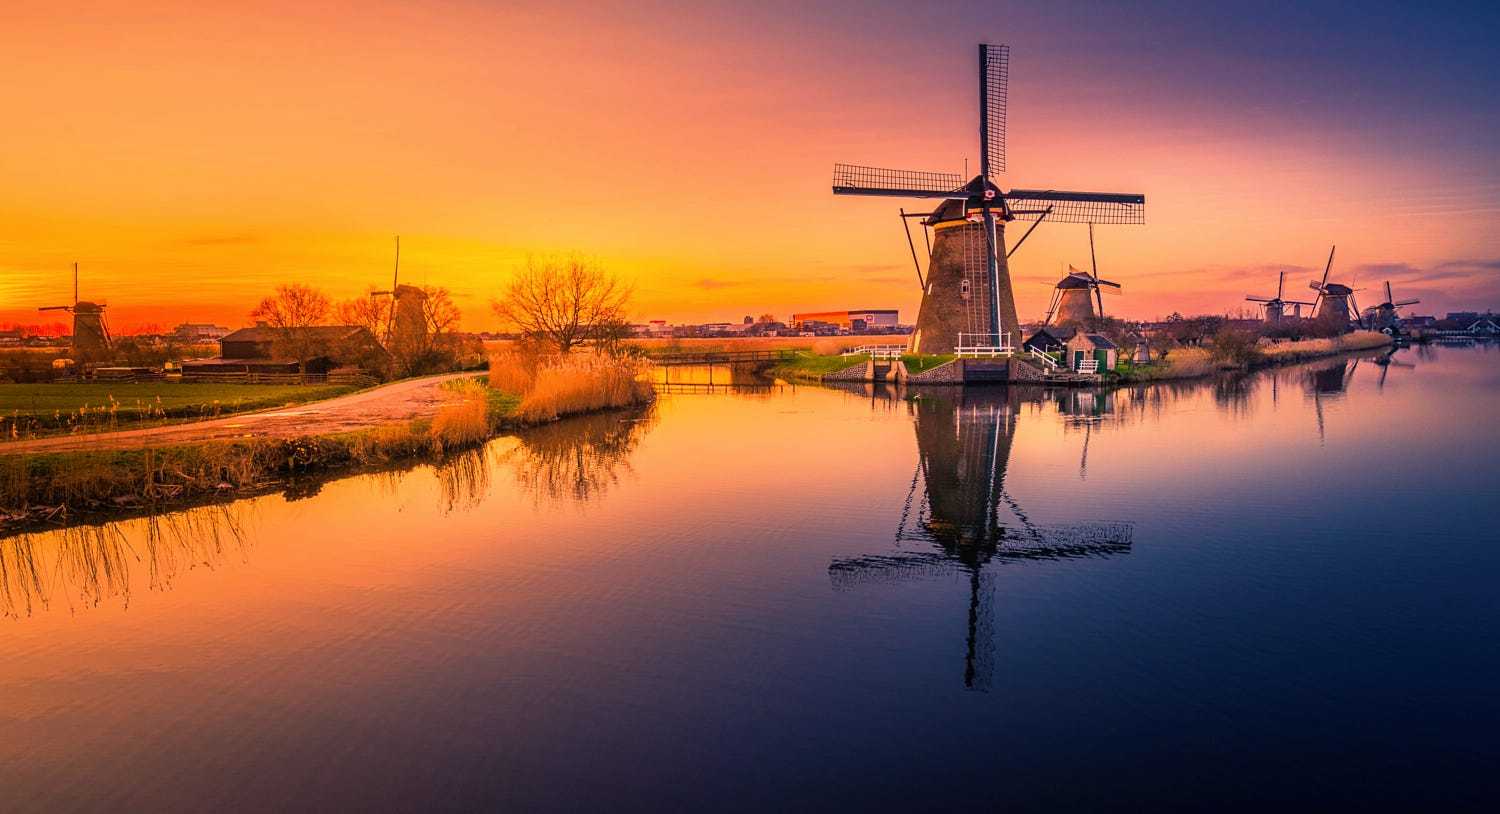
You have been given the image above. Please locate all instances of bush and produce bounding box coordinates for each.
[1210,327,1262,366]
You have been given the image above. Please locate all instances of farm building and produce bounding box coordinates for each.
[1064,333,1119,373]
[1021,327,1072,354]
[180,324,388,378]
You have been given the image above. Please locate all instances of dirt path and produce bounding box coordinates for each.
[1,373,475,455]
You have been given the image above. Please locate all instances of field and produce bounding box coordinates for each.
[0,381,357,437]
[483,336,903,356]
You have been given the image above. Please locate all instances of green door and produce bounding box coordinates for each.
[1072,350,1085,370]
[1094,348,1109,371]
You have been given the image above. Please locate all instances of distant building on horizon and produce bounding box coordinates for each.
[172,322,231,342]
[789,309,899,331]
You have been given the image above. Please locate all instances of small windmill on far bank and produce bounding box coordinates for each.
[1364,281,1420,333]
[1044,223,1120,325]
[1246,271,1314,322]
[38,262,112,360]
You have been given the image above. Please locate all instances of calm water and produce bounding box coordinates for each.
[3,345,1498,810]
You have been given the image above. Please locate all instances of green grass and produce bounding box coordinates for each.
[770,352,959,381]
[0,382,357,436]
[442,375,521,423]
[901,354,955,375]
[767,352,871,380]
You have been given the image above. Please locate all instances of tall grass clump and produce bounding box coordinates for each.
[489,351,652,423]
[430,379,491,451]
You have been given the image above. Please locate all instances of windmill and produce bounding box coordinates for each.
[1364,281,1420,334]
[1246,271,1315,322]
[1307,245,1361,330]
[1044,224,1120,325]
[827,390,1132,690]
[370,235,428,350]
[37,262,112,362]
[832,43,1145,355]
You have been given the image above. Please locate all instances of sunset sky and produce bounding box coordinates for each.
[2,0,1497,333]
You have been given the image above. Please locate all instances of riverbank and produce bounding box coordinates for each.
[1,356,654,531]
[1113,331,1393,383]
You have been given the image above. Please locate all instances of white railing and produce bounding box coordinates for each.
[1029,349,1059,370]
[1077,359,1099,374]
[841,344,906,360]
[954,332,1013,358]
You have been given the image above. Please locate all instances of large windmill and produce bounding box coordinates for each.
[1246,271,1315,322]
[832,43,1145,355]
[1044,224,1120,326]
[37,262,112,362]
[828,390,1132,690]
[1307,245,1362,330]
[1364,281,1420,334]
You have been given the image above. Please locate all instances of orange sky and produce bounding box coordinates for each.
[2,1,1497,332]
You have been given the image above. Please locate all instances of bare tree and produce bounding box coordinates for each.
[492,257,631,354]
[421,285,461,335]
[336,290,392,341]
[251,283,330,376]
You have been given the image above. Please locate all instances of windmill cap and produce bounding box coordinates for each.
[1056,275,1095,290]
[925,175,1004,226]
[1322,283,1354,295]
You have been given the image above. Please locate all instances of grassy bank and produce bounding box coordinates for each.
[1,353,652,530]
[1113,331,1393,383]
[767,351,952,381]
[0,381,357,438]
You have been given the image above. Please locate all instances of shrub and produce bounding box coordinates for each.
[1210,327,1262,367]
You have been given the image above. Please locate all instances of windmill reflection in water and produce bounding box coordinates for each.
[829,390,1132,690]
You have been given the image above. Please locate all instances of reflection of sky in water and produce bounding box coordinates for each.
[2,345,1498,809]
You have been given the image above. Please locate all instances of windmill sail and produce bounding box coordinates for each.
[1006,189,1145,224]
[832,164,966,198]
[981,43,1009,176]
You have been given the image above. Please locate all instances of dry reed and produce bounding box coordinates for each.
[514,353,653,422]
[429,379,491,451]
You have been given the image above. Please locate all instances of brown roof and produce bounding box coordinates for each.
[221,325,373,344]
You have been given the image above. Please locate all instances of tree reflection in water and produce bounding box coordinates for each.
[0,503,248,619]
[499,405,658,504]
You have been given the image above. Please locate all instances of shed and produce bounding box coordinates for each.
[1021,327,1073,355]
[1064,333,1118,373]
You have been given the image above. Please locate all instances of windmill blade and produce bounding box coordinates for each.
[1393,298,1420,307]
[828,552,959,589]
[1284,299,1316,306]
[1320,245,1336,288]
[980,43,1009,177]
[38,305,72,312]
[1246,295,1275,303]
[1094,278,1122,288]
[1309,280,1326,292]
[1277,271,1285,300]
[832,164,966,198]
[1385,281,1394,305]
[1005,189,1145,224]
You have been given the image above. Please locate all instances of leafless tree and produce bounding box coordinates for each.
[492,257,631,354]
[336,290,392,342]
[251,283,330,375]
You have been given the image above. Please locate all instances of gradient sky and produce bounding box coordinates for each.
[2,0,1497,332]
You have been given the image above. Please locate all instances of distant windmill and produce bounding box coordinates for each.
[37,262,111,360]
[1044,223,1120,325]
[1307,245,1362,329]
[832,43,1145,355]
[1364,281,1420,334]
[1246,271,1315,322]
[370,235,428,348]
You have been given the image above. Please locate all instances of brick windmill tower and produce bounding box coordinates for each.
[832,44,1146,354]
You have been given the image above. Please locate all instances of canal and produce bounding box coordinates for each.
[2,344,1497,809]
